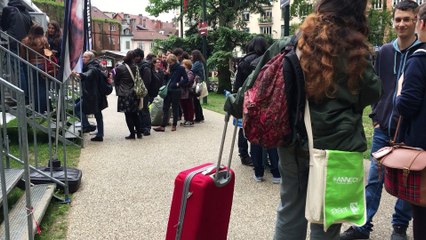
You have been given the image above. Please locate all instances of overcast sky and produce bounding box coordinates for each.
[90,0,176,22]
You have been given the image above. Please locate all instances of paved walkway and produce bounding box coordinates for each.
[66,94,413,239]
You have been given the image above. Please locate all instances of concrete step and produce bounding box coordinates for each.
[0,184,55,240]
[0,169,24,205]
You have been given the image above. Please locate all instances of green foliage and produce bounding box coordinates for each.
[290,0,313,21]
[33,0,65,26]
[368,1,393,46]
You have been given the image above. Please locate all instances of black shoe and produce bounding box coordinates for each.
[137,133,143,139]
[82,125,96,133]
[125,134,135,140]
[143,131,151,136]
[391,225,407,240]
[340,226,369,240]
[241,156,253,166]
[90,136,103,142]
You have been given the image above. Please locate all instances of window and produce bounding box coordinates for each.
[372,0,383,9]
[260,11,273,23]
[126,41,130,49]
[242,11,250,21]
[110,24,117,31]
[260,26,272,35]
[281,25,285,38]
[138,42,144,50]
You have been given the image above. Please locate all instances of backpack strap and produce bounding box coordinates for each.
[284,51,306,143]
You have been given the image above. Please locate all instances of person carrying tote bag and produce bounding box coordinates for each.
[273,0,381,239]
[393,6,426,237]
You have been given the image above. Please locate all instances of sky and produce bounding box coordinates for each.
[90,0,176,22]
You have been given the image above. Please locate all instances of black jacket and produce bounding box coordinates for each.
[233,52,261,93]
[114,63,137,96]
[167,63,188,91]
[1,0,33,43]
[80,60,108,114]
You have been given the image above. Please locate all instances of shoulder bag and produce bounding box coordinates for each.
[304,100,366,231]
[372,117,426,207]
[125,64,148,98]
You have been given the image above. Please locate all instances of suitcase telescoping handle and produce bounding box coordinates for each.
[213,112,238,186]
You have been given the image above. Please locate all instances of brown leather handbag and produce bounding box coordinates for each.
[372,117,426,207]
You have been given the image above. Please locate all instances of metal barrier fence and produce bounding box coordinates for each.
[0,31,83,199]
[0,78,33,239]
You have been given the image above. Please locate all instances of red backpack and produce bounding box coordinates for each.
[242,52,291,148]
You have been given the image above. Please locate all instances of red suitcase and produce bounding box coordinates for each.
[166,114,237,240]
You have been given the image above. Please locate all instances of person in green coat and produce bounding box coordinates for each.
[273,0,381,239]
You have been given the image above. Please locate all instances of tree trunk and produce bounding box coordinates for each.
[217,64,231,94]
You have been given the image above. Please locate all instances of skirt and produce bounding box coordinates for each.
[117,92,139,113]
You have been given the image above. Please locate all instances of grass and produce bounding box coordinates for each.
[202,92,374,159]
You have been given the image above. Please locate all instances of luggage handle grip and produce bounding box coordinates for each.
[214,113,237,183]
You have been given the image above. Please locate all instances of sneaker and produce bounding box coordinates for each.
[391,225,407,240]
[272,177,281,184]
[90,136,103,142]
[253,175,264,182]
[136,133,143,139]
[143,131,151,136]
[241,156,253,166]
[340,226,369,240]
[183,121,194,127]
[171,126,177,131]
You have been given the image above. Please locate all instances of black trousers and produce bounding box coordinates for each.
[193,95,204,121]
[125,112,141,135]
[162,89,181,127]
[139,95,151,132]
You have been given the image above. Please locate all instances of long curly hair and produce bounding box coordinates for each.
[298,0,371,102]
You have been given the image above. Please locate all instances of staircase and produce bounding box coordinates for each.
[0,29,82,239]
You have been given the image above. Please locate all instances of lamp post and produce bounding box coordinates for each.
[281,0,290,36]
[201,0,208,104]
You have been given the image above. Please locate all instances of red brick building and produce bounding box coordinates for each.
[91,6,121,53]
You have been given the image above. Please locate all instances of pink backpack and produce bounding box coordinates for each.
[242,52,291,148]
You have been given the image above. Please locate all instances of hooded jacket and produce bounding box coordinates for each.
[370,38,422,137]
[396,45,426,149]
[0,0,33,43]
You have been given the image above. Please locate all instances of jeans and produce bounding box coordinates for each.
[238,129,250,158]
[139,95,151,133]
[251,144,280,178]
[74,98,104,137]
[354,128,412,235]
[162,89,181,127]
[274,141,341,240]
[32,63,48,113]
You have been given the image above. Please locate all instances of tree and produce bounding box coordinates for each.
[147,0,273,93]
[290,0,313,22]
[368,1,393,46]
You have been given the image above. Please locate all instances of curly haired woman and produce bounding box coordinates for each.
[273,0,381,239]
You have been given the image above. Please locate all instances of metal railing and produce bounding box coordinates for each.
[0,30,83,197]
[0,77,33,239]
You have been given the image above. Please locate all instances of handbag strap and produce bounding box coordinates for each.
[304,99,315,152]
[392,116,402,144]
[124,63,136,83]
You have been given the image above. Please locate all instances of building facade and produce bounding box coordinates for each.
[91,7,121,53]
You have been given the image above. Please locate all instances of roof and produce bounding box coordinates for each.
[92,6,112,19]
[132,31,168,41]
